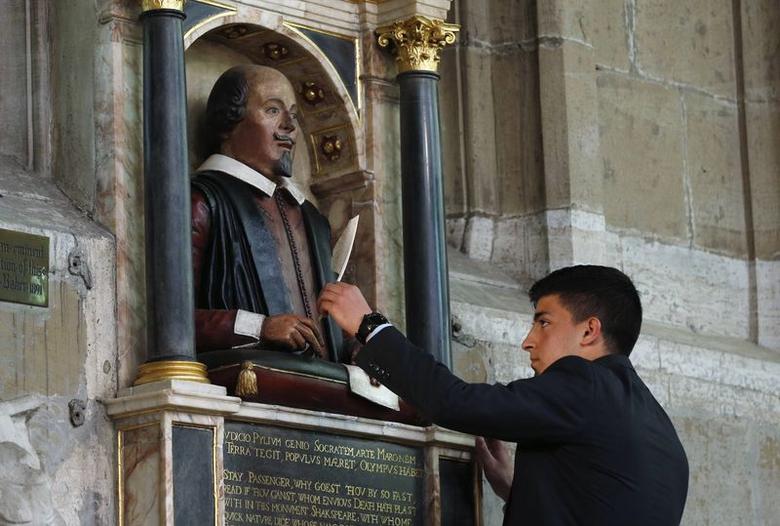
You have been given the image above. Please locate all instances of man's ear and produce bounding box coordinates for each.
[580,317,602,347]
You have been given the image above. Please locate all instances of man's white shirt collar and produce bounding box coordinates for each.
[198,153,306,205]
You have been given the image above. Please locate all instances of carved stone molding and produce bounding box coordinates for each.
[376,15,459,74]
[310,170,374,198]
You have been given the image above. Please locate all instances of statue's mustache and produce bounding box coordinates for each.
[274,132,295,146]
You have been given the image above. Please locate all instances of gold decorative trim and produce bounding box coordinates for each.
[308,123,351,174]
[320,135,344,161]
[117,427,123,526]
[301,81,326,105]
[235,361,259,396]
[284,21,356,43]
[376,15,459,74]
[191,0,233,9]
[182,0,237,41]
[283,21,362,117]
[134,360,210,385]
[141,0,185,12]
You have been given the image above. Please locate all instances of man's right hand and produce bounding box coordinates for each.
[260,314,325,358]
[475,437,514,502]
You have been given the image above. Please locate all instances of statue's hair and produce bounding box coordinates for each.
[204,66,250,154]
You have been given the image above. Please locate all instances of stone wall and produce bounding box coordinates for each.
[440,0,780,524]
[0,0,776,524]
[441,0,779,348]
[0,1,118,523]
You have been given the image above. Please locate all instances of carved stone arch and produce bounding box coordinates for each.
[184,14,366,208]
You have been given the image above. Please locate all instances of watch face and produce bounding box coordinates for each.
[365,313,387,326]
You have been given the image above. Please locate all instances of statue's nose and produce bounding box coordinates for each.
[281,111,296,132]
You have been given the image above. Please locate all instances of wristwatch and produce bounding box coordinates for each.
[356,312,389,345]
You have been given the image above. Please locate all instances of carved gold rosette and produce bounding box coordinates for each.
[141,0,186,12]
[376,15,460,74]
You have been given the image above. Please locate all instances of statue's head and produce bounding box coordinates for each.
[205,65,298,179]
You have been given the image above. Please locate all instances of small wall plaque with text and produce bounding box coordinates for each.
[0,228,49,307]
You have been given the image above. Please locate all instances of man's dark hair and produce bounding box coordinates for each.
[528,265,642,356]
[205,66,249,154]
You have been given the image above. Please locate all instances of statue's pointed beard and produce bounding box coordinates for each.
[273,150,294,178]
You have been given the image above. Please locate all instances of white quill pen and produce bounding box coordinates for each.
[331,215,360,281]
[331,215,401,411]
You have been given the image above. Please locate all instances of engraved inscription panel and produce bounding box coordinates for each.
[224,422,424,526]
[0,228,48,306]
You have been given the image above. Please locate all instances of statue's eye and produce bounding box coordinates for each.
[266,106,280,115]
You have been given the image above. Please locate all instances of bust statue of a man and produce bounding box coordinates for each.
[191,65,345,364]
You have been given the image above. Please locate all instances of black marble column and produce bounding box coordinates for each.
[140,8,195,363]
[398,71,452,369]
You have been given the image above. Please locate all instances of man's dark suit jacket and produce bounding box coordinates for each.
[357,327,689,526]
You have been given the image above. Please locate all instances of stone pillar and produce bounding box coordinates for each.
[108,380,237,525]
[377,16,459,369]
[536,0,607,269]
[135,0,208,385]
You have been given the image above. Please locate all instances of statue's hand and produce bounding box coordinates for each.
[261,315,326,358]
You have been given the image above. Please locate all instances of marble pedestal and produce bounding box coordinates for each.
[105,380,479,526]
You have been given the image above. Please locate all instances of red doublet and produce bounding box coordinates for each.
[191,186,328,354]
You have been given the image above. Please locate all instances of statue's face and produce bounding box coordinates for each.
[222,68,299,179]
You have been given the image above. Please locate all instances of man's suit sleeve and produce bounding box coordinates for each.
[356,327,595,445]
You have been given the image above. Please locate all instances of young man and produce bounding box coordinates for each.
[318,265,689,525]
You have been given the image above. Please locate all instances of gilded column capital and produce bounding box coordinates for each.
[141,0,185,12]
[376,15,459,74]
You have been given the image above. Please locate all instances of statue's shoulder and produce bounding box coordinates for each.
[190,170,238,215]
[191,169,240,196]
[192,169,222,184]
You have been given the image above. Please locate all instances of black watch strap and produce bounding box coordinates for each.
[356,312,389,345]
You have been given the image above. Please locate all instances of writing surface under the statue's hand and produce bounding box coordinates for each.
[344,364,400,410]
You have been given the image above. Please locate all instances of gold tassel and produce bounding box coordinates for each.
[235,361,258,397]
